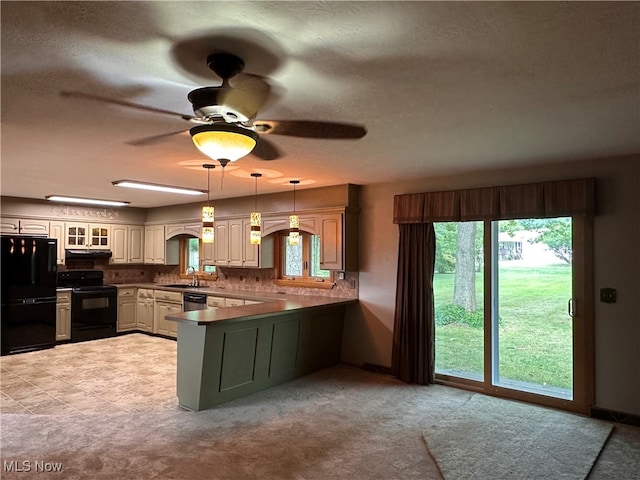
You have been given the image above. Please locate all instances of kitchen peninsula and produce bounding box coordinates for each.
[165,292,356,411]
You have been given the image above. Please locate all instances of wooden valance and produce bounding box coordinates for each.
[393,178,595,223]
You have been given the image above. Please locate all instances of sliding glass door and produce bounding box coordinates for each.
[491,218,573,400]
[435,216,587,411]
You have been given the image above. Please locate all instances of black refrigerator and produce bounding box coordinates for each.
[1,236,57,355]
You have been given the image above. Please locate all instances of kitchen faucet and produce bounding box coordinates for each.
[186,267,198,287]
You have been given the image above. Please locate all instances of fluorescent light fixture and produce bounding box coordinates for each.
[112,180,207,196]
[45,195,130,207]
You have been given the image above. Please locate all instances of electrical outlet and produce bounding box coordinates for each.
[600,288,617,303]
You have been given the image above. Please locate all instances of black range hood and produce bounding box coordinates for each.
[65,249,112,260]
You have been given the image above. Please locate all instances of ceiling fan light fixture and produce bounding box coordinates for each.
[190,124,258,163]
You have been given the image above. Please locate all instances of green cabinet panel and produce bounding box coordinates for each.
[176,304,346,411]
[268,317,302,379]
[219,327,259,392]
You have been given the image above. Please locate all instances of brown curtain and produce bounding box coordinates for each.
[392,223,436,384]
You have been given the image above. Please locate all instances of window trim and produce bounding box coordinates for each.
[274,232,334,289]
[178,237,217,281]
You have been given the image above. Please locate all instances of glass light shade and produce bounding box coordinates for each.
[289,231,300,246]
[289,214,300,245]
[190,124,258,162]
[250,211,261,245]
[202,225,215,244]
[202,205,214,223]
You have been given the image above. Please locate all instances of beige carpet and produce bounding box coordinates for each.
[423,394,613,480]
[1,334,636,479]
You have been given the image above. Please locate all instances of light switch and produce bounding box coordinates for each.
[600,288,617,303]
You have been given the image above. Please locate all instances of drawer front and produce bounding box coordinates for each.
[138,288,152,299]
[225,298,245,307]
[118,287,136,299]
[207,296,226,308]
[154,290,183,303]
[56,291,71,304]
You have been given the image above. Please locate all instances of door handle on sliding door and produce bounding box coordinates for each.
[568,298,576,318]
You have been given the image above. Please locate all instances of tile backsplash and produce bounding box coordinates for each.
[60,260,358,298]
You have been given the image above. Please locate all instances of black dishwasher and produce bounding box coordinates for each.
[183,292,207,311]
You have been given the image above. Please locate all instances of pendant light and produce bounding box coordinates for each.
[289,180,300,246]
[201,164,216,244]
[250,173,262,245]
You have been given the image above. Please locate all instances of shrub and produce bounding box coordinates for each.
[435,304,484,328]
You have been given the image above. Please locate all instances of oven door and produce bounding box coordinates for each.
[71,287,117,342]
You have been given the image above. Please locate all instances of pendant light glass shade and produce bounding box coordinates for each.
[250,212,262,245]
[289,214,300,246]
[289,180,300,246]
[190,124,259,163]
[249,173,262,245]
[202,164,216,244]
[202,206,214,223]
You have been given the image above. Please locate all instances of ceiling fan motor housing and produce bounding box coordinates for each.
[187,87,250,123]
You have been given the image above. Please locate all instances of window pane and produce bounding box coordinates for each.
[434,221,485,381]
[493,218,573,400]
[284,238,303,276]
[187,238,199,271]
[310,235,330,278]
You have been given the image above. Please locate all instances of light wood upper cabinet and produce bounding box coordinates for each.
[214,220,230,266]
[228,218,243,267]
[318,210,359,272]
[111,225,144,264]
[64,222,111,249]
[214,217,273,268]
[111,225,128,264]
[0,217,50,236]
[144,225,165,264]
[49,221,66,265]
[319,213,342,271]
[128,225,145,263]
[165,223,201,240]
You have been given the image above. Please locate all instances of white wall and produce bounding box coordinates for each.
[343,155,640,416]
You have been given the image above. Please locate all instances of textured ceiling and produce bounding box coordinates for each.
[1,1,638,208]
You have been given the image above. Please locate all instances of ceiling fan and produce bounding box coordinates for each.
[60,52,367,162]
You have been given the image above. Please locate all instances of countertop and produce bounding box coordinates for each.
[167,294,356,326]
[112,283,357,326]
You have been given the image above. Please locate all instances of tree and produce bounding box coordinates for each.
[453,222,477,311]
[530,218,572,264]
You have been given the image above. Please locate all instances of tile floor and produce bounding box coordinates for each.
[0,334,179,415]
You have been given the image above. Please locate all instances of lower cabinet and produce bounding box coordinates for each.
[154,290,182,338]
[176,304,345,411]
[207,296,226,308]
[56,291,71,341]
[136,289,154,332]
[117,288,137,332]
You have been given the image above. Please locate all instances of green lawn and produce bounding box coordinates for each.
[434,264,573,390]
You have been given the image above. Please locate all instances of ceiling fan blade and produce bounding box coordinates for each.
[126,129,189,146]
[251,137,281,161]
[60,91,196,121]
[253,120,367,139]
